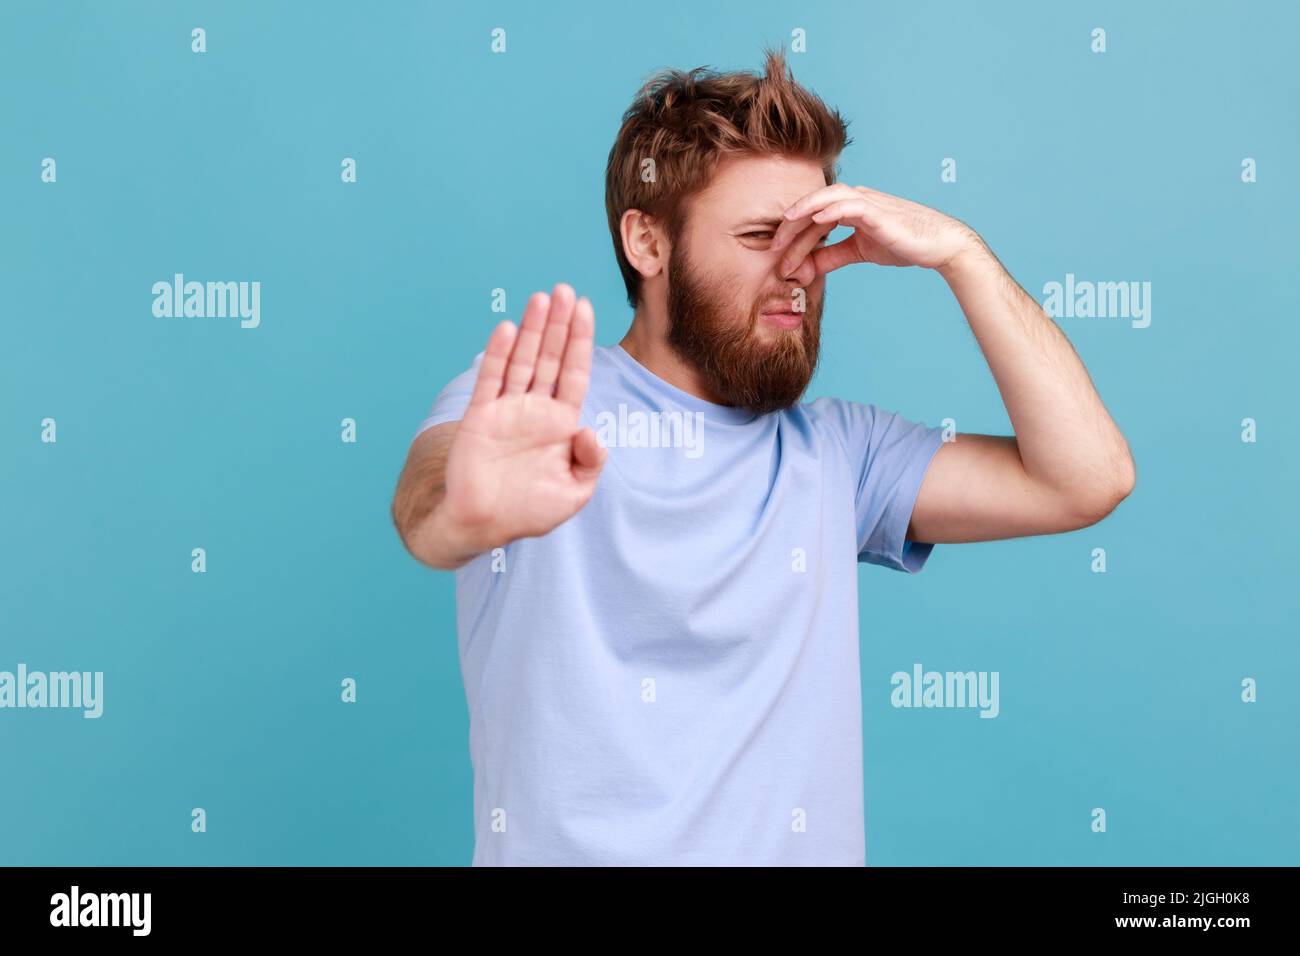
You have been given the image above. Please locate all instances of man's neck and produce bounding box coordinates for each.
[618,313,730,406]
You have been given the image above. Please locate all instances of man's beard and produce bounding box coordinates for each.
[665,239,823,416]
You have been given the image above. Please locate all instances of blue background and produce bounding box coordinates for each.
[1,0,1296,865]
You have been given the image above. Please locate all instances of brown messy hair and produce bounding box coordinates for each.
[604,47,851,308]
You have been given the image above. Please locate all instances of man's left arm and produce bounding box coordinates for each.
[773,184,1136,544]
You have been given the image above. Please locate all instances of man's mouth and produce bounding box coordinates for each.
[760,310,803,330]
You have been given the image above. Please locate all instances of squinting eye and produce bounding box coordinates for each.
[742,231,774,240]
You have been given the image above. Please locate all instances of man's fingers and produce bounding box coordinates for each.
[811,235,865,276]
[774,183,861,249]
[555,296,595,408]
[502,291,554,394]
[810,197,882,228]
[777,221,835,276]
[571,426,607,478]
[770,214,814,254]
[467,285,589,409]
[467,320,519,408]
[528,284,577,396]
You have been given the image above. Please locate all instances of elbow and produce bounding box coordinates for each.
[390,494,413,550]
[1066,447,1136,529]
[391,493,431,564]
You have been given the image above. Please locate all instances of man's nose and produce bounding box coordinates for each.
[780,249,818,288]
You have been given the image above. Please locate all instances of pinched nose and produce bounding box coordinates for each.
[784,251,820,287]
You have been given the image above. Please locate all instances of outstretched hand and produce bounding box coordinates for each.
[441,283,606,552]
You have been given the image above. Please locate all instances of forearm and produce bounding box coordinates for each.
[937,241,1135,510]
[392,425,483,571]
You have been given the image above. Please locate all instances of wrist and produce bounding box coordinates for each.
[937,233,996,285]
[423,500,492,570]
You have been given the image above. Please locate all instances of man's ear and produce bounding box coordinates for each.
[620,209,668,282]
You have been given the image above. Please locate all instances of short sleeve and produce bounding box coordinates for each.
[809,397,947,573]
[412,351,484,439]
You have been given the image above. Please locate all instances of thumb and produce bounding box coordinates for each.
[571,427,607,479]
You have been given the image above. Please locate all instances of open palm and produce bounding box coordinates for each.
[441,284,606,549]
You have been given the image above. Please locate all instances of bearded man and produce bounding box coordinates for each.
[391,49,1135,866]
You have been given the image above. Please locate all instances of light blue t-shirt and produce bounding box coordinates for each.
[413,343,946,866]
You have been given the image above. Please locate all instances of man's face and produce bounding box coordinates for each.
[665,153,829,415]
